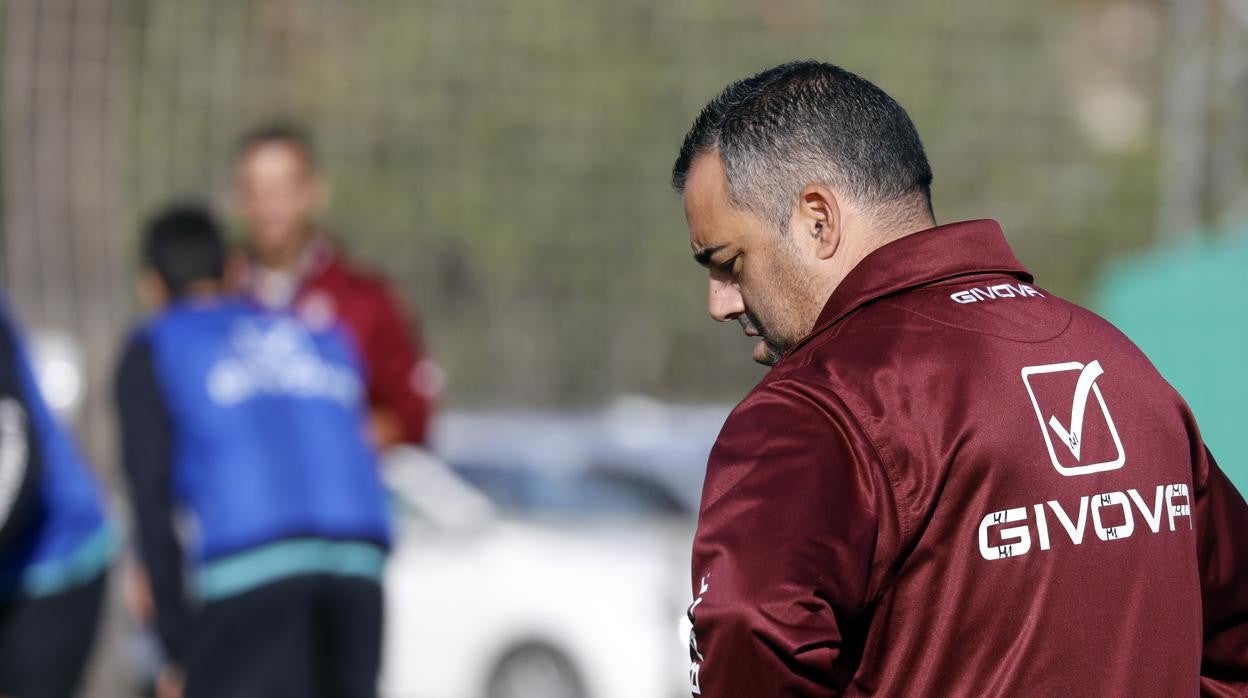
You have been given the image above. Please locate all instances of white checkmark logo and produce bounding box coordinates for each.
[1046,360,1104,460]
[1021,359,1125,476]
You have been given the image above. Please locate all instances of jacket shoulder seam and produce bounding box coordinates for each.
[875,297,1075,344]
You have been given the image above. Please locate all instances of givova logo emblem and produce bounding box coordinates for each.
[1021,360,1125,476]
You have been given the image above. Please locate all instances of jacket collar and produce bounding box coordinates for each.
[799,218,1032,345]
[235,234,340,300]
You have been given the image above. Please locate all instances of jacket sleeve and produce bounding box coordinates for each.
[0,312,40,551]
[1194,447,1248,694]
[115,336,193,665]
[688,379,898,697]
[361,281,436,446]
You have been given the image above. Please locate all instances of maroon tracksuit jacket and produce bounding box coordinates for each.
[688,219,1248,696]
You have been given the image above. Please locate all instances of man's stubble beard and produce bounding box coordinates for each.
[751,241,822,367]
[740,309,785,367]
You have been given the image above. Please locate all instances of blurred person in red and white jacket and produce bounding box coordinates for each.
[228,123,441,448]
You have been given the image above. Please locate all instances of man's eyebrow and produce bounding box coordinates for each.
[693,244,727,267]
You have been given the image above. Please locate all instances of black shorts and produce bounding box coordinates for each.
[186,574,383,698]
[0,572,107,698]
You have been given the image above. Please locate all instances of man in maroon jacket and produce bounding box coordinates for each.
[672,61,1248,696]
[231,124,440,447]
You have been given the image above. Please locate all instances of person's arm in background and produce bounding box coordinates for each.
[688,380,898,696]
[115,336,193,669]
[363,281,438,448]
[1194,446,1248,695]
[0,310,41,551]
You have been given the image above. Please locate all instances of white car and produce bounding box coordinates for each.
[381,447,697,698]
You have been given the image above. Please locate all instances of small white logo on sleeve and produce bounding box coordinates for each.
[1021,360,1125,476]
[688,575,709,695]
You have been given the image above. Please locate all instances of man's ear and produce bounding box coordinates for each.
[796,183,842,260]
[137,268,169,312]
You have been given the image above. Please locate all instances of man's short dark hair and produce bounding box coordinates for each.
[143,204,225,298]
[672,61,933,230]
[234,121,317,167]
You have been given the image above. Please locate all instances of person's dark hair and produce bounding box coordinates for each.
[672,60,933,230]
[143,204,226,298]
[234,120,317,167]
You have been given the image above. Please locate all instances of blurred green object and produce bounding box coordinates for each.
[1094,228,1248,495]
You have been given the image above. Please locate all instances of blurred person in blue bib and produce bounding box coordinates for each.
[0,296,113,698]
[116,204,391,698]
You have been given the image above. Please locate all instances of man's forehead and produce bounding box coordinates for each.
[685,152,760,261]
[686,214,724,259]
[238,141,314,179]
[683,154,730,243]
[683,152,729,208]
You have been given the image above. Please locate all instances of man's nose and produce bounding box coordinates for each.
[708,276,745,322]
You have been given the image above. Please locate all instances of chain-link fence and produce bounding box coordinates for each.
[3,1,1247,695]
[6,0,1248,449]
